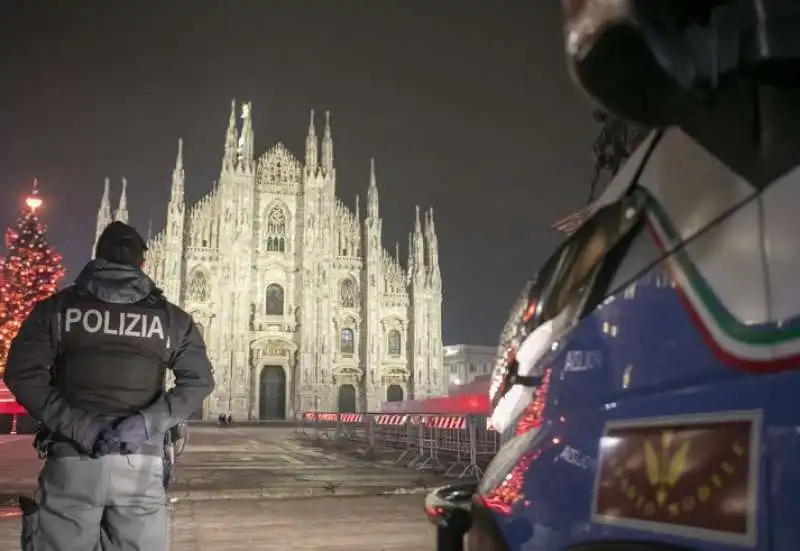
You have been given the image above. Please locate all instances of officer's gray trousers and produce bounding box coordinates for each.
[29,453,168,551]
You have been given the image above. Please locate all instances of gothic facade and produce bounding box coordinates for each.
[91,101,444,420]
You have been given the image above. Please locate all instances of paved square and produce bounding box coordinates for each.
[170,426,443,499]
[0,495,434,550]
[0,426,442,549]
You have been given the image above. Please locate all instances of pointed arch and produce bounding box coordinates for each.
[187,269,208,303]
[265,202,289,252]
[339,277,357,308]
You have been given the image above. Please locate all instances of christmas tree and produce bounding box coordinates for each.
[0,181,65,368]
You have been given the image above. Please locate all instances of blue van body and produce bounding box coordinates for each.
[473,129,800,551]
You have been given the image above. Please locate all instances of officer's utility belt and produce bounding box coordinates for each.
[32,424,56,459]
[32,424,83,459]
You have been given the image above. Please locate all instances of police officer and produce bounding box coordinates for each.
[4,221,215,551]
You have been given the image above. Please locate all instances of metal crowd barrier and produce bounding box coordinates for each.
[294,412,500,479]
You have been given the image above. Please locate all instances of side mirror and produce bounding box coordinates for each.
[424,483,477,551]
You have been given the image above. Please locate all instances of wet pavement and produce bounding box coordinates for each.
[167,495,434,550]
[170,426,442,500]
[0,435,39,506]
[0,426,440,549]
[0,494,434,550]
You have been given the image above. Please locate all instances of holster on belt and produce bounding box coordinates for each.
[162,431,174,490]
[32,423,55,460]
[19,496,38,551]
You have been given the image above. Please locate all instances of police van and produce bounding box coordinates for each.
[424,125,800,551]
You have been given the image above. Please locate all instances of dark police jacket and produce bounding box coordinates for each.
[3,259,215,457]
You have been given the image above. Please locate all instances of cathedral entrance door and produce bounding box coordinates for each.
[259,366,286,420]
[386,384,404,402]
[337,384,357,413]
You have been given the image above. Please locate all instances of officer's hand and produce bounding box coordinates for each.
[115,414,149,454]
[75,418,113,456]
[92,429,121,458]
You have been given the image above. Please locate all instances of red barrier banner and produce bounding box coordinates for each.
[0,381,24,415]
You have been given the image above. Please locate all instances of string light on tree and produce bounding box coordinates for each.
[0,180,65,368]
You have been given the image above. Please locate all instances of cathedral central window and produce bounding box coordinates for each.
[340,328,354,354]
[265,284,284,315]
[387,329,401,357]
[265,205,287,252]
[339,278,357,308]
[187,270,208,303]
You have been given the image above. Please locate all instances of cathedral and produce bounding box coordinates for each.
[91,100,444,420]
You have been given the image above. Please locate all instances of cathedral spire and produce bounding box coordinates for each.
[222,99,238,172]
[366,157,379,219]
[425,207,440,287]
[147,218,153,241]
[171,138,185,203]
[407,232,414,276]
[355,193,360,217]
[412,205,425,277]
[100,177,111,213]
[176,135,184,170]
[93,177,113,258]
[237,101,254,172]
[322,110,334,174]
[115,177,129,222]
[306,109,318,172]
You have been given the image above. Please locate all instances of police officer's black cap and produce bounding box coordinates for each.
[95,221,148,266]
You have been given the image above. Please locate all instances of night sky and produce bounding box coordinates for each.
[0,0,599,346]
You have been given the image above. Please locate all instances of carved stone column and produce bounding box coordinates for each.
[249,356,260,421]
[288,350,298,418]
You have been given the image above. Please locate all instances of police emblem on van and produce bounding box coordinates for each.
[592,411,759,546]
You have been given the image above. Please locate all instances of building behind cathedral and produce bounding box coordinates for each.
[91,100,444,420]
